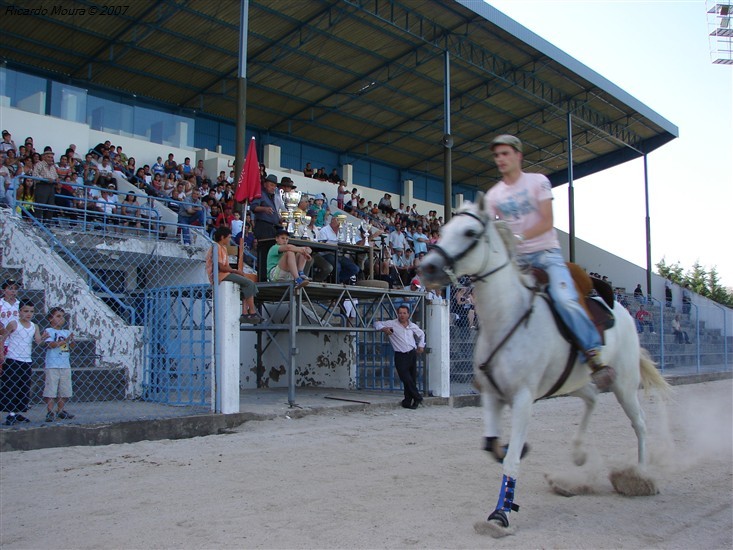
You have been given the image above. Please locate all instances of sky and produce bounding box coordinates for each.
[486,0,733,288]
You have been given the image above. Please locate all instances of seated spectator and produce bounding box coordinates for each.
[317,215,359,284]
[163,174,177,197]
[672,314,691,344]
[97,156,116,187]
[328,168,340,183]
[129,167,147,188]
[303,162,314,178]
[140,196,163,237]
[0,130,17,154]
[178,157,194,180]
[163,153,178,177]
[193,160,207,186]
[635,305,655,334]
[1,176,14,209]
[120,192,142,229]
[266,227,311,288]
[378,193,394,214]
[151,156,165,176]
[177,189,205,244]
[216,205,235,230]
[314,167,328,180]
[207,226,262,324]
[312,195,329,227]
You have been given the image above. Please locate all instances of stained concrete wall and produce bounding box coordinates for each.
[0,214,144,395]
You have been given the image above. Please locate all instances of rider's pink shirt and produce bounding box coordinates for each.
[484,172,560,254]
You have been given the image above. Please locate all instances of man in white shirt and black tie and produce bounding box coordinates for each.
[374,305,426,409]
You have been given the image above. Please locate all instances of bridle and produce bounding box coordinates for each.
[430,210,510,284]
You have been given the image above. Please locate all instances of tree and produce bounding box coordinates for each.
[655,260,733,308]
[656,258,684,284]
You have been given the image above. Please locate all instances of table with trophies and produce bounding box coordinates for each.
[255,189,375,282]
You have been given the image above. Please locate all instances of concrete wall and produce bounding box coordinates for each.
[0,214,144,395]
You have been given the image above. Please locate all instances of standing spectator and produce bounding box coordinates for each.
[32,146,59,222]
[0,301,44,425]
[311,194,329,227]
[682,284,692,315]
[633,283,644,303]
[230,211,244,242]
[251,174,280,241]
[0,279,21,336]
[374,305,426,409]
[336,180,347,209]
[206,226,262,324]
[42,307,76,422]
[665,280,673,308]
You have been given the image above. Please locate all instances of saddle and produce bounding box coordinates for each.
[530,263,615,344]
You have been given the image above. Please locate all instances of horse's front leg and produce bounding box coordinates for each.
[479,389,533,534]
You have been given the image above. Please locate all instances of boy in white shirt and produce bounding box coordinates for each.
[43,307,75,422]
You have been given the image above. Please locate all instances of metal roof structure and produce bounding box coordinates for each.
[0,0,678,191]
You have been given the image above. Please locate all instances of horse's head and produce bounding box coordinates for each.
[419,193,516,289]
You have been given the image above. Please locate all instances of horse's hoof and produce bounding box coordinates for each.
[487,509,509,527]
[484,437,530,463]
[474,510,516,538]
[544,473,594,497]
[572,449,587,467]
[609,466,659,496]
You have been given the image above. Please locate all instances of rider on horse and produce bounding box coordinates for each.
[484,134,616,391]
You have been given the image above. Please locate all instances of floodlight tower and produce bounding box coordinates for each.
[708,1,733,64]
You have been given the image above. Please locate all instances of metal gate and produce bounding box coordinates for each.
[142,285,213,405]
[354,295,427,394]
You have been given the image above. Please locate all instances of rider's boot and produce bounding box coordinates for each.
[586,348,616,391]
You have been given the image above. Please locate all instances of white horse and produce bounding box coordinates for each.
[419,197,669,535]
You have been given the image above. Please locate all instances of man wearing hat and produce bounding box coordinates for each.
[32,146,60,222]
[251,173,281,241]
[275,176,297,213]
[483,134,615,391]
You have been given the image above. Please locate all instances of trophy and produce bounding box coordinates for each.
[335,213,348,242]
[280,188,302,235]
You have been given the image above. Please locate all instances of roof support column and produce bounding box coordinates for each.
[234,0,250,203]
[644,154,652,297]
[566,112,576,262]
[442,50,453,222]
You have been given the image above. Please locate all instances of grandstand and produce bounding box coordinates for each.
[0,1,730,430]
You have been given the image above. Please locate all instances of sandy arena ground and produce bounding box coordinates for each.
[1,379,731,549]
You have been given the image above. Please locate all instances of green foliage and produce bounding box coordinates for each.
[656,258,733,307]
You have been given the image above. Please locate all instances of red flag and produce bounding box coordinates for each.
[234,137,261,203]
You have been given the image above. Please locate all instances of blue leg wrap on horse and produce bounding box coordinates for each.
[494,474,520,513]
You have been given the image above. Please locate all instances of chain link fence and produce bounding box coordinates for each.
[1,175,213,423]
[448,283,731,395]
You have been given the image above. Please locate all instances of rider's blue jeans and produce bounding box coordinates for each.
[517,248,601,353]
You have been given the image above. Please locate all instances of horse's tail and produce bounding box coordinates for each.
[639,347,672,398]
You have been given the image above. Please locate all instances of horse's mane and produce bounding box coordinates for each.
[462,199,535,288]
